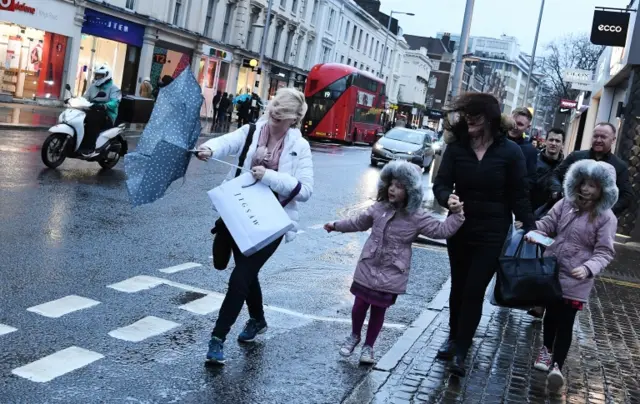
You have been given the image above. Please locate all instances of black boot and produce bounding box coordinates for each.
[436,339,456,360]
[450,354,466,377]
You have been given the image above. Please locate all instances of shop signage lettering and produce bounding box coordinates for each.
[562,68,593,84]
[590,10,630,47]
[153,53,167,64]
[0,0,35,14]
[82,9,145,48]
[209,48,228,59]
[559,99,578,109]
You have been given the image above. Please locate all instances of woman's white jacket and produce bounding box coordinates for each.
[201,120,314,242]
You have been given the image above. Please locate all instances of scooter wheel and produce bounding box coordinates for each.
[98,153,120,170]
[41,133,68,169]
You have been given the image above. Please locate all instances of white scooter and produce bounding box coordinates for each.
[41,84,128,170]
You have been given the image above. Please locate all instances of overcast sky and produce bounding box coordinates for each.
[380,0,631,54]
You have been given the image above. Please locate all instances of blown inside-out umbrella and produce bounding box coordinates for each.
[124,67,203,207]
[233,93,251,105]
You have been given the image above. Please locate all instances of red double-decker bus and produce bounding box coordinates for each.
[302,63,386,145]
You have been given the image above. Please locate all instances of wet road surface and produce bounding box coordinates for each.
[0,129,451,403]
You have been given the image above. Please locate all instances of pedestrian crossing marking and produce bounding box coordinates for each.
[26,295,101,318]
[0,323,17,336]
[158,262,202,274]
[107,275,164,293]
[108,316,180,342]
[11,346,104,383]
[179,293,224,315]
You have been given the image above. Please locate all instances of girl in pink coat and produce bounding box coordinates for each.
[527,160,618,392]
[324,161,465,364]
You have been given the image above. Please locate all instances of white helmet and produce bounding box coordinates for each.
[93,64,112,87]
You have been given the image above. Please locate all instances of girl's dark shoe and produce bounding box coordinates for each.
[436,339,456,360]
[450,355,466,377]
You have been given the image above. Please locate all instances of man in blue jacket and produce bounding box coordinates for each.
[509,108,538,190]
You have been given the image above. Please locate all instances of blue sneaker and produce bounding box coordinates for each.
[238,318,268,342]
[206,336,225,364]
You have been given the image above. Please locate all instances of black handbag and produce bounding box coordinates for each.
[211,124,256,270]
[494,238,562,308]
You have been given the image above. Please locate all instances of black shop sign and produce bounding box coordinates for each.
[590,9,630,47]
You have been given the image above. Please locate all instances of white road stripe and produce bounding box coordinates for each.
[107,275,164,293]
[308,224,325,230]
[158,262,202,274]
[0,323,17,336]
[108,275,407,329]
[108,316,180,342]
[26,295,100,318]
[11,346,104,383]
[179,294,224,315]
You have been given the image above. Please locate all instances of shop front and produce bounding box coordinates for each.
[267,66,292,100]
[236,58,261,97]
[197,45,233,117]
[150,41,192,88]
[76,9,145,96]
[0,0,79,100]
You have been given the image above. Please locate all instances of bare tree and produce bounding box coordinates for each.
[541,33,604,104]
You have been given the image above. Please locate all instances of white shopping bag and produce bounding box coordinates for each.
[207,173,294,256]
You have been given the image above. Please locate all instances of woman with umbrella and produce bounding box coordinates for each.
[195,88,314,365]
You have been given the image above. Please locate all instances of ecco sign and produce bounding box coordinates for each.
[591,10,630,47]
[598,25,623,32]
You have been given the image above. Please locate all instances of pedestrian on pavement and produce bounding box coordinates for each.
[194,88,314,365]
[527,128,566,320]
[527,159,618,392]
[508,108,538,188]
[212,90,222,123]
[324,160,465,365]
[217,92,230,127]
[139,77,153,98]
[549,122,634,217]
[433,93,535,377]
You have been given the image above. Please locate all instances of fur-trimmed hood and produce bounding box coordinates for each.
[563,160,619,216]
[378,161,424,213]
[443,113,515,144]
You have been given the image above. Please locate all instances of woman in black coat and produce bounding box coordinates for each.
[433,93,534,377]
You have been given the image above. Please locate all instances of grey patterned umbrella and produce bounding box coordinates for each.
[124,68,203,207]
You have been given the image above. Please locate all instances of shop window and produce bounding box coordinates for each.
[125,0,135,10]
[173,0,183,26]
[217,62,229,93]
[0,25,69,100]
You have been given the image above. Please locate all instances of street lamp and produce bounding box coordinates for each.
[379,10,414,79]
[523,0,545,107]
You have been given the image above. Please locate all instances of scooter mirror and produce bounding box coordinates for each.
[96,91,107,98]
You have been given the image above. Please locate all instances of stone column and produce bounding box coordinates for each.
[191,45,203,76]
[232,0,249,48]
[63,6,86,99]
[136,30,157,96]
[617,65,640,238]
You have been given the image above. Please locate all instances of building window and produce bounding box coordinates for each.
[359,62,364,70]
[280,0,286,9]
[291,0,298,14]
[272,24,284,59]
[340,55,345,63]
[344,21,350,43]
[204,0,217,37]
[327,8,335,31]
[304,39,314,69]
[364,34,369,54]
[323,46,331,63]
[221,3,236,42]
[245,10,259,50]
[347,58,352,65]
[172,0,182,25]
[284,30,295,63]
[125,0,135,10]
[428,76,437,88]
[354,60,357,67]
[357,29,363,50]
[351,26,357,47]
[369,38,374,57]
[375,41,379,61]
[311,0,319,24]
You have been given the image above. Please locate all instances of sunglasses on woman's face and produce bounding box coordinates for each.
[465,115,483,125]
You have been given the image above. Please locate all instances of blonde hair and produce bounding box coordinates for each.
[265,87,308,127]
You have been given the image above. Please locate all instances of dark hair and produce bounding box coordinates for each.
[512,107,533,121]
[594,121,617,135]
[546,128,565,141]
[444,93,503,143]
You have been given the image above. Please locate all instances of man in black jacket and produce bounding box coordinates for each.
[509,108,538,188]
[531,128,565,214]
[549,122,634,217]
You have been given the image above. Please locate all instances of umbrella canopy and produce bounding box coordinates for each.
[124,68,203,207]
[233,93,251,104]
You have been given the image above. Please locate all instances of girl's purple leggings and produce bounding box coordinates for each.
[351,296,387,347]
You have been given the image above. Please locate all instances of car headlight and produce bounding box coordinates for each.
[433,143,441,151]
[406,151,413,155]
[374,143,383,150]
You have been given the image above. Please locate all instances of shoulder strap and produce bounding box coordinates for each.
[235,124,256,178]
[279,182,302,207]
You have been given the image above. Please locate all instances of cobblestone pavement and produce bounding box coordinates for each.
[345,244,640,404]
